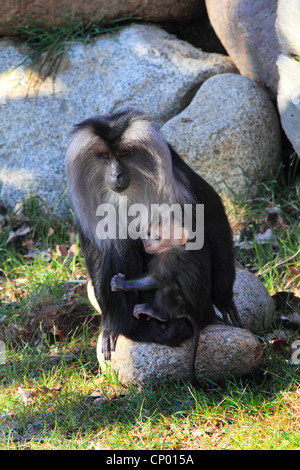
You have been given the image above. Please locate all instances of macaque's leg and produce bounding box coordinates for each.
[133,303,169,322]
[111,273,160,292]
[188,317,200,387]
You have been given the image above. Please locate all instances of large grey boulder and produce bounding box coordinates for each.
[205,0,280,97]
[162,73,281,198]
[275,0,300,159]
[0,24,236,213]
[275,0,300,56]
[276,55,300,159]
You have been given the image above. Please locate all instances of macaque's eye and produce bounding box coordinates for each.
[100,152,110,159]
[154,234,160,240]
[117,150,128,157]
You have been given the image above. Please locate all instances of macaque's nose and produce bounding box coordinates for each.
[108,167,130,192]
[116,171,124,182]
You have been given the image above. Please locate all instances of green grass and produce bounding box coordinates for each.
[5,10,138,78]
[1,344,300,450]
[0,165,299,450]
[227,163,300,295]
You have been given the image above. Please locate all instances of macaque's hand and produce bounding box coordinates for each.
[111,273,126,291]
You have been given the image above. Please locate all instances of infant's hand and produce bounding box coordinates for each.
[111,273,126,291]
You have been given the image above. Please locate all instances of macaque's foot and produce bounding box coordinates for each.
[111,273,126,291]
[133,303,149,319]
[228,306,243,328]
[102,332,118,360]
[218,309,231,325]
[133,303,169,322]
[219,301,243,328]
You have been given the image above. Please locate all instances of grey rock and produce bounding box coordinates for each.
[205,0,280,97]
[275,1,300,159]
[97,324,263,386]
[162,73,281,198]
[276,55,300,160]
[218,268,276,333]
[0,24,236,213]
[275,0,300,56]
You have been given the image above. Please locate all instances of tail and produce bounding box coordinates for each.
[188,317,200,387]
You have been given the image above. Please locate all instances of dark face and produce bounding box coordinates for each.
[100,150,131,193]
[69,111,170,204]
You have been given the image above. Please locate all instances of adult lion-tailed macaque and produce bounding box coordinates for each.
[66,110,242,362]
[111,218,206,386]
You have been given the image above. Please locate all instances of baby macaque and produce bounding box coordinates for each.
[111,218,214,386]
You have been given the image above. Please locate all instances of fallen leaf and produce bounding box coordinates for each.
[276,212,289,228]
[22,239,36,251]
[55,243,78,259]
[74,283,87,297]
[255,228,273,241]
[69,226,77,244]
[9,200,30,224]
[255,228,278,246]
[50,384,63,391]
[68,243,78,258]
[63,280,88,300]
[50,324,66,341]
[56,244,68,257]
[18,387,39,406]
[6,231,17,243]
[27,248,52,262]
[234,240,254,250]
[89,391,102,398]
[290,266,300,277]
[281,312,300,327]
[6,225,31,243]
[16,226,31,236]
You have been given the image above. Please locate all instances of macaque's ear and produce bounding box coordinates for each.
[180,227,189,246]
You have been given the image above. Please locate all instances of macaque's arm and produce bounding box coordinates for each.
[111,273,160,292]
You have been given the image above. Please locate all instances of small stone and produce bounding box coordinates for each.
[275,0,300,56]
[228,268,276,333]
